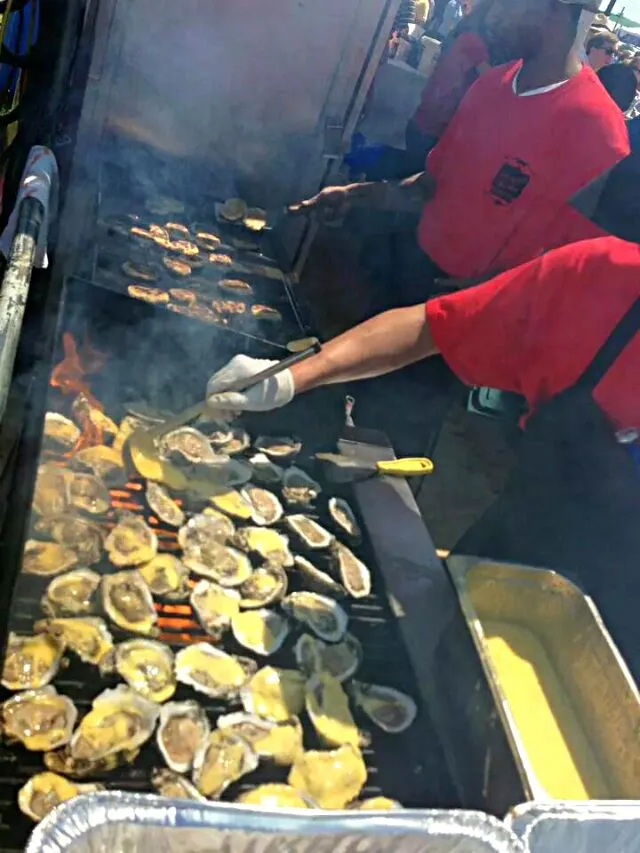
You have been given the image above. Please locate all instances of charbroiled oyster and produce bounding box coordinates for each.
[105,514,158,567]
[328,498,362,544]
[352,797,403,810]
[234,527,293,567]
[209,487,253,519]
[319,634,363,682]
[68,472,111,515]
[32,464,70,517]
[285,515,334,550]
[306,672,360,748]
[138,554,190,600]
[157,700,210,774]
[2,687,77,751]
[178,512,234,551]
[159,427,220,465]
[152,768,207,801]
[282,592,348,642]
[238,564,287,609]
[218,713,303,766]
[115,639,176,703]
[254,436,301,461]
[175,643,253,699]
[241,484,283,526]
[194,231,221,252]
[192,730,258,799]
[248,453,284,485]
[146,481,185,527]
[293,555,345,599]
[102,570,158,635]
[332,543,371,599]
[35,617,114,668]
[42,569,101,617]
[288,745,367,809]
[43,412,80,449]
[210,427,250,456]
[218,278,252,295]
[71,393,118,439]
[44,745,139,779]
[231,609,289,656]
[163,255,192,277]
[2,633,63,691]
[74,445,124,481]
[251,305,282,323]
[190,580,240,638]
[70,685,160,761]
[18,772,102,823]
[351,682,417,734]
[282,468,322,507]
[241,666,306,722]
[23,539,78,576]
[44,514,105,565]
[184,542,252,587]
[237,784,311,809]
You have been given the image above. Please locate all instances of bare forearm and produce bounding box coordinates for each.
[350,171,436,214]
[291,305,439,394]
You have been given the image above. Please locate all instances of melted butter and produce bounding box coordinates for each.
[482,621,609,799]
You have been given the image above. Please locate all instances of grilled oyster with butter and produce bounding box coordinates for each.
[288,745,367,809]
[178,512,234,551]
[152,768,207,801]
[237,784,311,809]
[254,436,301,461]
[18,772,102,823]
[241,666,306,722]
[293,555,345,599]
[192,730,258,799]
[306,672,360,748]
[218,713,303,766]
[285,515,334,550]
[102,570,158,635]
[2,687,77,751]
[44,514,104,565]
[42,569,101,617]
[23,539,78,577]
[238,563,288,609]
[190,579,240,639]
[115,639,176,703]
[319,633,363,682]
[175,643,253,699]
[68,472,111,515]
[35,617,114,668]
[282,592,348,642]
[146,481,185,527]
[160,426,221,466]
[210,427,251,456]
[282,468,322,507]
[328,498,362,544]
[2,632,63,691]
[138,554,190,600]
[234,527,293,567]
[44,746,139,779]
[43,412,80,449]
[157,700,210,774]
[194,231,221,252]
[105,514,158,567]
[231,609,289,656]
[71,393,118,439]
[32,464,70,517]
[332,543,371,599]
[184,541,252,587]
[241,484,283,526]
[209,487,253,519]
[351,682,417,734]
[74,445,124,481]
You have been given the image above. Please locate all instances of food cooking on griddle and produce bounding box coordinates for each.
[208,252,234,267]
[195,230,221,251]
[219,197,247,222]
[218,277,253,295]
[212,299,246,316]
[243,207,267,232]
[128,285,170,305]
[165,222,190,239]
[121,260,159,282]
[168,288,197,305]
[162,255,192,277]
[167,239,199,257]
[251,304,282,322]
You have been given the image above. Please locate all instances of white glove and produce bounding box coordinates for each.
[206,355,295,418]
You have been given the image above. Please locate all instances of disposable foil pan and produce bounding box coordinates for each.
[26,792,524,853]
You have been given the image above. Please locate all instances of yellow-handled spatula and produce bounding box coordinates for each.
[316,452,434,484]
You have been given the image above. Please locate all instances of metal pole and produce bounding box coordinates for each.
[605,0,617,15]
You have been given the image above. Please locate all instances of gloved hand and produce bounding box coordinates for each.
[206,355,295,418]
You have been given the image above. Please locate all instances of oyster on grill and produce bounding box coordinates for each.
[175,643,252,699]
[71,394,119,439]
[115,639,176,703]
[352,797,403,810]
[2,633,63,691]
[319,633,363,682]
[282,468,322,507]
[35,617,114,669]
[18,772,102,823]
[130,434,189,491]
[190,579,240,638]
[146,481,185,527]
[70,685,160,761]
[2,687,77,752]
[288,745,367,810]
[218,278,253,295]
[183,542,252,587]
[332,543,372,600]
[254,436,301,461]
[351,682,417,734]
[152,769,207,801]
[306,672,360,748]
[241,484,283,526]
[33,464,70,517]
[193,730,258,799]
[238,564,287,609]
[105,514,158,567]
[241,666,306,722]
[138,554,190,600]
[248,452,284,485]
[210,427,251,456]
[231,609,289,656]
[219,197,247,222]
[74,445,125,481]
[328,498,362,544]
[218,713,303,766]
[41,569,101,617]
[23,539,78,576]
[285,515,334,550]
[113,414,145,454]
[122,259,159,282]
[294,633,323,679]
[45,514,105,565]
[68,472,111,515]
[282,592,348,642]
[293,555,345,599]
[194,231,221,252]
[43,412,80,449]
[44,745,139,779]
[102,570,158,635]
[234,527,294,567]
[178,512,234,551]
[237,784,311,809]
[157,700,210,774]
[159,427,220,465]
[209,487,253,519]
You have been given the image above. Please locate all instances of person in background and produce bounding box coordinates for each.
[624,54,640,116]
[585,29,618,71]
[597,63,637,112]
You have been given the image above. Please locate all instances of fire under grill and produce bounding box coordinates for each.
[0,282,455,850]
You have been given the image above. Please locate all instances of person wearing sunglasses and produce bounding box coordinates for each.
[585,29,618,71]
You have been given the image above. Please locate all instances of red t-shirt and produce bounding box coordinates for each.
[425,236,640,431]
[412,32,489,138]
[418,62,630,278]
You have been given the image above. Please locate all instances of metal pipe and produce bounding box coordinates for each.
[0,195,44,421]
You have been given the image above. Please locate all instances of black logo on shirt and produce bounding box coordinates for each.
[489,158,531,206]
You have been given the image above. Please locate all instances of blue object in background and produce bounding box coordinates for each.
[0,0,40,95]
[343,132,387,177]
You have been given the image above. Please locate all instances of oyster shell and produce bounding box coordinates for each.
[192,730,259,799]
[2,687,77,751]
[115,639,176,703]
[328,498,362,544]
[105,514,158,567]
[102,570,158,635]
[175,643,251,699]
[231,609,289,656]
[282,592,348,642]
[23,539,78,576]
[319,633,363,682]
[294,633,323,679]
[70,685,160,761]
[210,427,251,456]
[305,672,360,748]
[234,527,293,567]
[241,666,306,722]
[183,542,252,587]
[351,682,417,733]
[332,543,372,600]
[43,412,80,449]
[138,554,190,600]
[113,414,145,454]
[41,569,101,617]
[218,713,303,766]
[293,555,345,599]
[288,745,367,809]
[238,564,287,609]
[159,427,220,465]
[157,700,210,773]
[285,515,334,550]
[18,772,102,823]
[241,484,283,526]
[35,617,114,668]
[68,473,111,515]
[190,580,240,638]
[33,464,70,517]
[178,512,234,551]
[254,436,301,461]
[352,797,403,810]
[152,768,207,801]
[237,784,311,809]
[44,514,104,565]
[248,452,284,485]
[201,507,237,537]
[74,445,124,481]
[146,481,185,527]
[71,393,118,438]
[209,487,253,519]
[2,633,63,691]
[44,746,139,779]
[282,468,322,507]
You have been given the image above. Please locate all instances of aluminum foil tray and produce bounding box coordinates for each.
[26,793,524,853]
